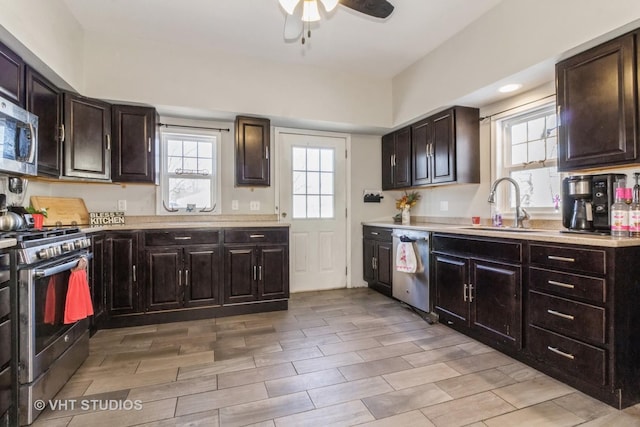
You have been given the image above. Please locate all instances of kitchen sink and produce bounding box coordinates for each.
[460,226,541,233]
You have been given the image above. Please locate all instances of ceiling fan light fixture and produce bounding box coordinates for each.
[319,0,339,12]
[302,0,321,22]
[278,0,300,15]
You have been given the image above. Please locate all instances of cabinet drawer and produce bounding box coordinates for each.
[529,267,605,304]
[0,320,9,367]
[224,228,288,244]
[432,234,522,263]
[0,287,8,320]
[528,325,606,386]
[529,244,605,275]
[0,366,9,417]
[529,291,605,344]
[145,230,220,246]
[363,226,392,241]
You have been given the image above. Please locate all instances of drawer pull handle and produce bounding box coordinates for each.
[547,255,575,262]
[370,232,379,235]
[547,346,575,360]
[463,284,468,302]
[250,234,265,238]
[174,236,192,240]
[547,309,574,321]
[548,280,575,289]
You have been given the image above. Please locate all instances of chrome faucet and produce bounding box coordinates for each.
[488,177,529,228]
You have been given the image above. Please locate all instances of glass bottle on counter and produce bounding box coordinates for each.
[611,187,630,237]
[631,174,640,237]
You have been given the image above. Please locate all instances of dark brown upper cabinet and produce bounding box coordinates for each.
[26,66,63,177]
[235,116,270,186]
[381,126,411,190]
[63,93,111,180]
[0,41,24,107]
[556,31,638,171]
[111,105,157,183]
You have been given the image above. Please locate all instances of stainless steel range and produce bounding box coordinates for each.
[12,228,92,425]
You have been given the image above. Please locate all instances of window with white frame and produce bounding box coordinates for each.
[493,100,561,215]
[159,130,220,214]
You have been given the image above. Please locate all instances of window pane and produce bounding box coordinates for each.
[511,123,527,144]
[292,147,306,170]
[546,136,557,159]
[510,167,561,208]
[320,195,333,218]
[307,172,320,194]
[511,143,527,164]
[168,178,210,208]
[307,148,320,171]
[293,171,306,194]
[167,140,182,156]
[198,142,212,158]
[320,172,333,195]
[307,195,320,218]
[198,159,212,175]
[293,195,306,218]
[183,158,198,172]
[168,156,182,173]
[528,139,545,162]
[320,149,334,172]
[546,114,557,131]
[527,117,546,140]
[183,141,198,157]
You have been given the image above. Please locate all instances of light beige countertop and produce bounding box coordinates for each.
[0,238,17,249]
[362,220,640,248]
[82,221,290,233]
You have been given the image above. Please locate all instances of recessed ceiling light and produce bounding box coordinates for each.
[498,83,522,93]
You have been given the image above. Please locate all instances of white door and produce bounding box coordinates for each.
[277,129,347,293]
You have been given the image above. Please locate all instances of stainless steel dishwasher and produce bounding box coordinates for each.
[392,229,432,315]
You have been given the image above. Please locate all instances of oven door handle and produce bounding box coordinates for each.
[34,253,93,279]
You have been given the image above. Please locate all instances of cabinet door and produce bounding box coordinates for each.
[431,109,455,184]
[363,238,376,283]
[411,118,431,186]
[434,254,468,323]
[145,247,182,311]
[184,245,221,307]
[381,133,395,190]
[26,67,62,177]
[111,105,157,183]
[224,246,258,303]
[235,116,270,186]
[0,41,24,106]
[259,245,289,300]
[557,33,637,171]
[376,241,393,290]
[470,260,521,348]
[106,233,140,315]
[63,93,111,180]
[90,234,106,332]
[394,127,412,188]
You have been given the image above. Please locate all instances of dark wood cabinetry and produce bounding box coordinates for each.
[556,30,638,171]
[362,226,393,297]
[382,127,411,190]
[432,234,522,349]
[105,232,140,315]
[0,251,14,426]
[111,105,157,183]
[0,41,24,107]
[90,234,106,334]
[25,67,63,177]
[144,230,221,311]
[235,116,270,186]
[223,228,289,304]
[63,93,111,180]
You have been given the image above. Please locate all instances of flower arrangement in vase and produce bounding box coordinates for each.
[393,191,421,224]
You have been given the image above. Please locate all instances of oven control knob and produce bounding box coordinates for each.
[73,240,81,249]
[38,249,49,259]
[85,238,91,248]
[62,242,74,252]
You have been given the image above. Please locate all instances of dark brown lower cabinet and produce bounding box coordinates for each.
[432,233,522,350]
[90,234,106,333]
[362,226,393,297]
[105,231,141,316]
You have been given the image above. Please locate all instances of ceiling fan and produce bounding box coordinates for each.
[279,0,395,44]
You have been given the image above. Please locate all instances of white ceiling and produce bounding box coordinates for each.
[61,0,503,80]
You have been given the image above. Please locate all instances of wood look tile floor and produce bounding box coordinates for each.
[33,288,640,426]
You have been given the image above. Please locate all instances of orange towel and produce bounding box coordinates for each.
[64,257,94,324]
[44,277,56,324]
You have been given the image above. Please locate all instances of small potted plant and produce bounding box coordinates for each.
[25,206,48,229]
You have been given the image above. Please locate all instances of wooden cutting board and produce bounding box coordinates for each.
[30,196,90,226]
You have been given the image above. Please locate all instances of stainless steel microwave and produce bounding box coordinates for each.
[0,95,38,176]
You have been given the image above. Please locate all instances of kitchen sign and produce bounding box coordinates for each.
[90,212,125,226]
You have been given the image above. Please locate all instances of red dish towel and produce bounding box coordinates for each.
[44,277,56,324]
[64,257,94,324]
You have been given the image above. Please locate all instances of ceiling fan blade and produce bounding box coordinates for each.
[284,12,303,40]
[339,0,394,19]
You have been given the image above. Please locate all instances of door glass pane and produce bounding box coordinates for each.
[307,149,320,171]
[320,196,333,218]
[293,195,307,218]
[320,149,334,172]
[292,147,306,170]
[293,171,306,194]
[307,195,320,218]
[320,172,333,195]
[307,172,320,194]
[291,146,335,219]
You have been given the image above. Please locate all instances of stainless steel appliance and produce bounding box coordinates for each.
[13,228,92,425]
[562,173,626,234]
[391,229,433,318]
[0,95,38,176]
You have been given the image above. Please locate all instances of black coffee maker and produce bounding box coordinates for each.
[562,173,626,232]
